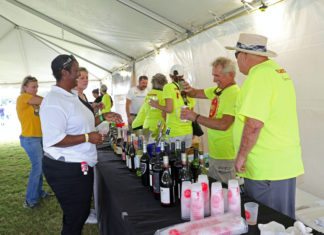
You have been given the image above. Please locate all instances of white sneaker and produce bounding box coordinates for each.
[85,209,97,224]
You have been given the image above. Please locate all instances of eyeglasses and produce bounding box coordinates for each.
[235,51,241,59]
[61,55,76,70]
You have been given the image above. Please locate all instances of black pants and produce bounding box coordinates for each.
[43,157,94,235]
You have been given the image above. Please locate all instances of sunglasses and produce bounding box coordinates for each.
[235,51,241,59]
[61,55,76,70]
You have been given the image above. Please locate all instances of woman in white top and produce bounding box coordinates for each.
[40,54,122,235]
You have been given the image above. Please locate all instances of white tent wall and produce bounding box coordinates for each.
[128,0,324,198]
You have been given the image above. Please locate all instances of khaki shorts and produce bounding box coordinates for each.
[208,158,236,184]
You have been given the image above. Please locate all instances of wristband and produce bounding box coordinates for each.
[194,114,200,122]
[99,114,104,122]
[84,133,89,143]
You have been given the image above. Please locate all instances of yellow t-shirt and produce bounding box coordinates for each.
[143,89,166,132]
[233,59,304,180]
[132,89,166,132]
[204,84,240,160]
[16,93,42,137]
[163,82,195,137]
[101,93,112,113]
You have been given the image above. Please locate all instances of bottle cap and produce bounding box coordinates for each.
[228,179,239,188]
[211,182,222,193]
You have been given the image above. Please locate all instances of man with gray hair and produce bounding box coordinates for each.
[181,57,240,183]
[226,33,304,218]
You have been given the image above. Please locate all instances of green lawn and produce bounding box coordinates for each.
[0,142,98,235]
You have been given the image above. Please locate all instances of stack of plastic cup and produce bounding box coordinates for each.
[228,179,241,216]
[210,182,224,216]
[190,183,204,221]
[198,175,210,216]
[181,181,191,220]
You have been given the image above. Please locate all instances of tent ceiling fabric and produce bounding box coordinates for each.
[0,0,249,84]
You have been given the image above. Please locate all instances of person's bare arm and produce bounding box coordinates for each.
[27,95,43,105]
[149,98,173,113]
[235,117,264,173]
[53,132,103,147]
[181,109,234,130]
[182,81,207,99]
[125,98,132,123]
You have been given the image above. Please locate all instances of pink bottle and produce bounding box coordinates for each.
[190,183,204,221]
[210,182,224,216]
[198,174,210,217]
[228,179,241,216]
[181,181,191,220]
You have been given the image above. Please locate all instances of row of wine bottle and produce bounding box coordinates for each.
[122,133,207,207]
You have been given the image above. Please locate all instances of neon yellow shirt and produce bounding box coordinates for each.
[132,89,166,132]
[233,59,304,180]
[143,89,165,132]
[163,82,195,137]
[16,93,42,137]
[204,84,239,160]
[101,93,112,113]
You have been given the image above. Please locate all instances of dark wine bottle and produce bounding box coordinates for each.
[190,148,200,183]
[153,158,162,200]
[149,144,157,192]
[160,155,174,207]
[129,134,136,172]
[140,142,150,186]
[178,152,192,199]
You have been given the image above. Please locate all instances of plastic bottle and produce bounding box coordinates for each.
[228,179,241,216]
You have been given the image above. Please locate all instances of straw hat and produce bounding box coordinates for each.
[225,33,277,57]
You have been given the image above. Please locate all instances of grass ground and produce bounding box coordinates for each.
[0,141,99,235]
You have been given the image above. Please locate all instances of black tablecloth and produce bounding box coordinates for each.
[96,149,322,235]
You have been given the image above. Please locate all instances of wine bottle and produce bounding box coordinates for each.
[153,157,162,200]
[160,155,174,207]
[149,144,157,192]
[190,148,200,183]
[198,151,208,175]
[140,141,150,187]
[125,131,131,167]
[178,152,192,199]
[135,135,143,177]
[129,134,136,172]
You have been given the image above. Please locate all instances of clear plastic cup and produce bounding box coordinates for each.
[180,105,188,122]
[244,202,259,225]
[149,96,158,109]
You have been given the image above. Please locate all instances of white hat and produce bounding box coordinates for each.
[225,33,277,57]
[169,64,184,76]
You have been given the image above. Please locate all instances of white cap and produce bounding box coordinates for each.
[198,174,208,183]
[211,182,222,193]
[169,64,184,76]
[228,179,239,188]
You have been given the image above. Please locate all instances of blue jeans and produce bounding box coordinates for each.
[20,136,44,205]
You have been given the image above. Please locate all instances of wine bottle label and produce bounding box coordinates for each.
[126,155,129,167]
[160,187,170,204]
[134,155,140,168]
[141,162,147,175]
[153,173,160,193]
[149,174,153,187]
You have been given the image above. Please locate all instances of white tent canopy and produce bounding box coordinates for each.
[0,0,265,84]
[1,0,324,200]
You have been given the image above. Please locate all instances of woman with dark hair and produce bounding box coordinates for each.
[16,76,49,208]
[40,54,122,235]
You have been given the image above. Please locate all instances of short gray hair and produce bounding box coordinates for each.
[151,73,167,90]
[211,57,236,75]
